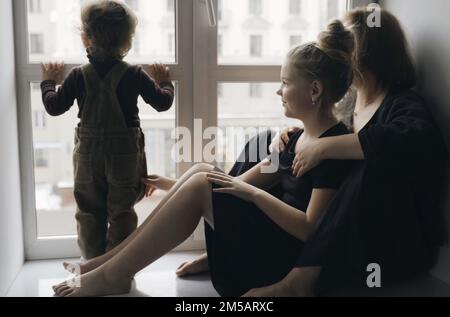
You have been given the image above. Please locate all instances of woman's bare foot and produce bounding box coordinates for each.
[243,267,318,297]
[63,258,104,276]
[53,266,132,297]
[176,253,209,277]
[242,281,314,297]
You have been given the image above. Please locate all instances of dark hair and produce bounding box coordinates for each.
[81,0,138,59]
[287,20,355,110]
[344,7,416,90]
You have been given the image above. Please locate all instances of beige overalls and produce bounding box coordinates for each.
[73,61,147,259]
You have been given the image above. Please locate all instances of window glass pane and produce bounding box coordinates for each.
[31,82,177,237]
[217,83,298,173]
[27,0,176,64]
[30,33,44,54]
[289,35,302,47]
[249,0,262,16]
[218,0,347,65]
[167,0,175,11]
[125,0,139,11]
[28,0,43,13]
[289,0,302,15]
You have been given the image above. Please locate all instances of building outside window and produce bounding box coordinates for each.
[249,83,262,98]
[35,149,49,168]
[249,0,262,16]
[30,33,44,54]
[289,0,302,15]
[250,34,262,57]
[28,0,42,13]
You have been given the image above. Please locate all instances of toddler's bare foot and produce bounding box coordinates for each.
[63,258,103,275]
[53,267,132,297]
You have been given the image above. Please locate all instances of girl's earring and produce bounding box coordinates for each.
[312,99,316,106]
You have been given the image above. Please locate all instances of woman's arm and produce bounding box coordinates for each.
[142,157,281,197]
[207,170,337,242]
[293,93,446,177]
[292,134,363,177]
[252,188,337,242]
[319,134,365,160]
[237,158,283,191]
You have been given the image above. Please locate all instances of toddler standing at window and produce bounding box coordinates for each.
[40,0,174,259]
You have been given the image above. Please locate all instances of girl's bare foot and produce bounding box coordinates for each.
[63,258,103,275]
[53,266,132,297]
[176,253,209,277]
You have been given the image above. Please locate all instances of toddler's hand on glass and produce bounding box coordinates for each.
[41,62,65,85]
[145,63,171,85]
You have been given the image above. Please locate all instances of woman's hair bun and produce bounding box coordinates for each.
[317,19,354,57]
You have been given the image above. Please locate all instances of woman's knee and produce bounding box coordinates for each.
[188,163,215,175]
[186,172,211,188]
[181,173,213,210]
[185,173,214,221]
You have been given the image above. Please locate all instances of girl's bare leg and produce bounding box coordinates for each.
[63,163,215,275]
[54,172,215,297]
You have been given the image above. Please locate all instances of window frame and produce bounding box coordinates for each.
[14,0,200,260]
[15,0,358,260]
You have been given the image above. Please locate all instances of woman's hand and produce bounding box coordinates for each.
[206,171,258,202]
[145,63,171,84]
[269,126,301,153]
[141,174,176,197]
[292,138,325,178]
[41,62,65,85]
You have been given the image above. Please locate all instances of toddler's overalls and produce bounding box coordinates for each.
[73,61,147,259]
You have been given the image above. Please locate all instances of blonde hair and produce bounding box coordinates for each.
[287,20,355,112]
[81,0,138,59]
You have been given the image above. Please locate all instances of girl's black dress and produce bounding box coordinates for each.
[205,123,353,296]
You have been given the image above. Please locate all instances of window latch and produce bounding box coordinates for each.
[205,0,217,27]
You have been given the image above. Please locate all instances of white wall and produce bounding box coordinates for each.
[0,0,24,296]
[381,0,450,285]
